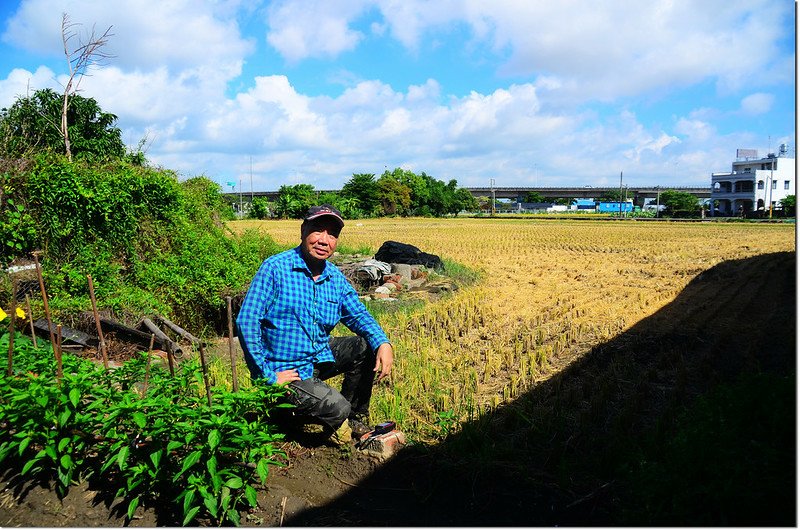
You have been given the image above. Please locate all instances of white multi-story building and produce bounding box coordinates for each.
[710,145,795,216]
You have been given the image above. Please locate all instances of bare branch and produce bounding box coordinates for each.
[58,12,115,161]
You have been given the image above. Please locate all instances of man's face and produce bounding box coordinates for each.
[300,217,341,262]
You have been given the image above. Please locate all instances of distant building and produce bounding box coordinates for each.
[597,201,633,213]
[711,145,795,216]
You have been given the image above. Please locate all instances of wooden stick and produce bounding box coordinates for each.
[55,324,63,380]
[141,317,182,358]
[279,496,287,527]
[32,252,56,349]
[142,333,155,396]
[155,314,202,346]
[226,296,239,393]
[7,278,17,376]
[87,275,109,370]
[24,294,37,349]
[197,343,212,407]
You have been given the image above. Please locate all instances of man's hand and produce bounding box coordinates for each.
[275,369,301,385]
[374,343,394,382]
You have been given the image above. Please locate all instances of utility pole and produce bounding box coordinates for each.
[239,177,243,219]
[618,171,623,218]
[250,156,253,203]
[490,178,496,216]
[768,156,775,219]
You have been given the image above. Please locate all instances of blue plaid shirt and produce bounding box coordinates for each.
[236,247,390,384]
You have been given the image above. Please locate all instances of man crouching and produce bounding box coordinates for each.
[236,204,393,442]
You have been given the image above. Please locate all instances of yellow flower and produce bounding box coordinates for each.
[0,307,25,321]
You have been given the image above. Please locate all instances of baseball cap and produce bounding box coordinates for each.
[303,204,344,228]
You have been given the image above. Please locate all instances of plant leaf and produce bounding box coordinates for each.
[224,476,243,489]
[116,445,130,470]
[245,484,258,507]
[69,388,80,408]
[132,412,147,429]
[182,506,201,526]
[177,450,203,478]
[203,494,219,518]
[256,458,269,485]
[208,429,221,451]
[127,496,140,520]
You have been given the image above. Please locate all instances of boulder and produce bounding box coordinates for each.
[375,241,443,271]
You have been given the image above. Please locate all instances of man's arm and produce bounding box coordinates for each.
[236,261,278,384]
[339,280,393,379]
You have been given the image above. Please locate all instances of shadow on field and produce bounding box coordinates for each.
[285,251,796,526]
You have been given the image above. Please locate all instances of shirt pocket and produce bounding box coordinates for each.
[317,298,341,329]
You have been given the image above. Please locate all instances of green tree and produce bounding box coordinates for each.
[661,189,701,217]
[274,184,316,219]
[376,174,411,215]
[249,197,271,220]
[779,195,795,216]
[316,192,361,219]
[0,88,126,161]
[341,173,380,216]
[452,187,479,214]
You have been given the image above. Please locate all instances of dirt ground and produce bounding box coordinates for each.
[0,437,391,527]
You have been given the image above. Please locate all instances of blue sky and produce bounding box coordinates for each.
[0,0,795,191]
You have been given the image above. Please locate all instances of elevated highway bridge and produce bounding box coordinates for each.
[223,186,710,207]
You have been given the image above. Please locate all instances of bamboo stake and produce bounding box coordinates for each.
[141,317,183,359]
[198,343,212,407]
[155,314,202,346]
[32,252,56,349]
[226,296,239,393]
[142,333,155,396]
[55,324,63,381]
[87,275,109,370]
[7,278,17,376]
[24,294,37,349]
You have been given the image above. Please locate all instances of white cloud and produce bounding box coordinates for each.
[0,66,57,106]
[740,93,774,115]
[675,118,715,142]
[266,0,369,62]
[3,0,252,75]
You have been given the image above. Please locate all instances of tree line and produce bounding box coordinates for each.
[247,170,479,220]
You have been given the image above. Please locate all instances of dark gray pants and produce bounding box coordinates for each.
[285,336,376,432]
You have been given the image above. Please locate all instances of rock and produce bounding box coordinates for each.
[411,266,427,280]
[372,293,395,300]
[382,282,398,292]
[390,264,413,282]
[374,285,392,295]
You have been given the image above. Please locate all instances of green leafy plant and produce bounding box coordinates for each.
[0,331,289,526]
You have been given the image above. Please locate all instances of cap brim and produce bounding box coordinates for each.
[305,213,344,227]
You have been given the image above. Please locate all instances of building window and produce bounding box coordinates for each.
[772,180,777,190]
[785,181,790,190]
[758,180,764,190]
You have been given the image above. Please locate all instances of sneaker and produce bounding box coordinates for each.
[331,419,352,446]
[348,417,372,440]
